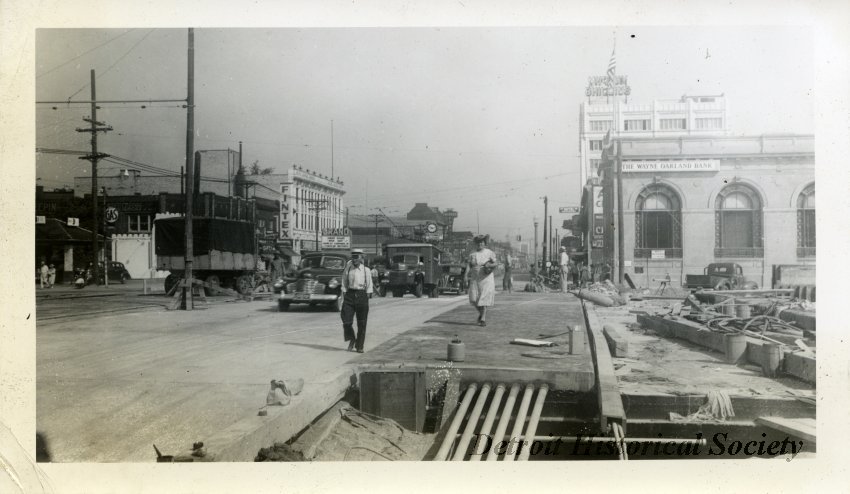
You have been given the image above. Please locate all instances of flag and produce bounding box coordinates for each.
[606,47,616,83]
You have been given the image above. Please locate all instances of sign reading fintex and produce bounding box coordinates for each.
[623,160,720,173]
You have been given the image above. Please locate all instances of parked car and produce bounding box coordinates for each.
[101,261,132,283]
[684,263,758,291]
[278,252,349,311]
[437,263,467,295]
[384,242,443,298]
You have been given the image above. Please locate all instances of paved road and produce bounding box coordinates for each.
[36,289,468,462]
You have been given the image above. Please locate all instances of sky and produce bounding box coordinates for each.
[35,26,814,243]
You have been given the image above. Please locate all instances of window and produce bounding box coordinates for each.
[634,185,682,258]
[590,159,602,174]
[797,183,815,257]
[715,184,763,257]
[128,214,151,232]
[589,140,603,151]
[624,119,651,131]
[589,120,612,132]
[695,117,723,129]
[660,118,687,130]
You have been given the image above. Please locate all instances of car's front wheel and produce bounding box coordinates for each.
[278,301,290,312]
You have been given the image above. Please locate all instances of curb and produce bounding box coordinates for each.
[195,366,357,462]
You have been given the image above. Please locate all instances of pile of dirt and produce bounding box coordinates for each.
[311,407,436,461]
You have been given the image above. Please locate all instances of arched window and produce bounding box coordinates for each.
[715,184,763,258]
[635,184,682,258]
[797,183,815,257]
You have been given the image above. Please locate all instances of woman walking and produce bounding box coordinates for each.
[468,234,497,326]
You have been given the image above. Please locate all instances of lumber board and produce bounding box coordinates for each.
[755,416,816,443]
[783,351,817,384]
[602,323,630,357]
[584,303,626,433]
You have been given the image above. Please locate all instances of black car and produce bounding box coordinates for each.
[278,252,350,311]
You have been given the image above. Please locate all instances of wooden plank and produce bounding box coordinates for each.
[783,351,816,384]
[584,303,626,433]
[602,323,630,358]
[755,416,816,443]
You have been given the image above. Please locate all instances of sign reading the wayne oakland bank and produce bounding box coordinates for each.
[623,160,719,173]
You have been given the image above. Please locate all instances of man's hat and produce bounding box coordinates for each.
[351,248,365,255]
[560,246,566,251]
[473,234,490,244]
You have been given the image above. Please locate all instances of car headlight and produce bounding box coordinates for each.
[328,278,340,289]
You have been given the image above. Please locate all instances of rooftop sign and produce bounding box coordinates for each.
[586,75,631,98]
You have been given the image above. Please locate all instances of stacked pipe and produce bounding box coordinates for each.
[435,382,549,461]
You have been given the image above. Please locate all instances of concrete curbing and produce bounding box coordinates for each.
[193,366,357,462]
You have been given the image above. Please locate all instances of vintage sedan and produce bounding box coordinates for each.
[278,252,349,311]
[437,263,467,295]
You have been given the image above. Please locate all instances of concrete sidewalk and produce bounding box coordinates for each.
[35,278,164,299]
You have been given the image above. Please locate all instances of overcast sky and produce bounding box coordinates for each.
[35,26,813,242]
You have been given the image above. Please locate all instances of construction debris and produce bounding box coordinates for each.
[669,390,735,422]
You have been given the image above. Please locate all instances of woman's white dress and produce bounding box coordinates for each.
[468,248,497,307]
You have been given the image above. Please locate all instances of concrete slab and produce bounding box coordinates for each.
[355,292,595,392]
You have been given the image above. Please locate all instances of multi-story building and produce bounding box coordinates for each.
[279,165,346,252]
[585,133,814,289]
[579,92,729,187]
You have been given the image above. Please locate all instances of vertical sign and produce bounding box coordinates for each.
[592,185,604,248]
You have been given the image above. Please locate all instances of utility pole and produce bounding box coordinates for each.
[541,196,548,268]
[549,216,553,263]
[76,69,112,286]
[616,140,625,285]
[183,27,195,310]
[302,199,328,251]
[102,187,108,287]
[367,213,384,255]
[533,218,539,269]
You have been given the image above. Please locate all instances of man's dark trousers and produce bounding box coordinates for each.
[341,290,369,351]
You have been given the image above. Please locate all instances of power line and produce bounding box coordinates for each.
[36,29,136,78]
[67,29,155,100]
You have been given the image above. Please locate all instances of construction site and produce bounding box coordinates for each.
[168,280,817,463]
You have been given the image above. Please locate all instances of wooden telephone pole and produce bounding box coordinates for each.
[76,69,112,285]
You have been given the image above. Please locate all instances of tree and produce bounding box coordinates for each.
[249,160,274,175]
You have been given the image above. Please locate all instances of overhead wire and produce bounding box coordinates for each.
[36,29,136,78]
[66,29,155,100]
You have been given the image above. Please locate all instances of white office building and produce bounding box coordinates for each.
[280,165,346,252]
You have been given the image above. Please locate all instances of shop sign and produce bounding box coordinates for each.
[622,160,719,173]
[321,235,350,249]
[105,207,119,224]
[559,206,580,214]
[593,186,604,215]
[36,216,46,224]
[67,217,79,226]
[651,250,666,259]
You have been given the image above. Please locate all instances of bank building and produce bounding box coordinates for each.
[577,61,814,289]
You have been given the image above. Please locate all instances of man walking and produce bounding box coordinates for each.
[559,247,570,293]
[340,248,373,353]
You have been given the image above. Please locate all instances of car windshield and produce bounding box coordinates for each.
[391,254,419,265]
[299,257,322,269]
[322,257,346,270]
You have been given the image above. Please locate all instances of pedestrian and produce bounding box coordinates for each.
[559,247,570,293]
[47,264,56,288]
[501,252,513,293]
[39,261,49,289]
[340,248,373,353]
[569,259,579,288]
[580,262,591,288]
[270,253,285,279]
[468,234,497,326]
